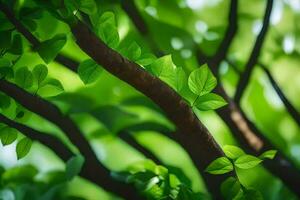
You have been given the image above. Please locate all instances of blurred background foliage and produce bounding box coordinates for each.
[0,0,300,199]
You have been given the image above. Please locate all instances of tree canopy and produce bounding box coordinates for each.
[0,0,299,199]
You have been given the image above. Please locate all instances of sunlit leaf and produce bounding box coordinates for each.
[194,93,227,110]
[259,150,277,160]
[188,64,217,96]
[223,145,245,160]
[205,157,233,174]
[234,155,262,169]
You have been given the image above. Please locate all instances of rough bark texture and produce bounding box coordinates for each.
[71,20,232,198]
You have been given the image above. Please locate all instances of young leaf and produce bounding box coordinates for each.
[78,59,102,84]
[174,67,186,92]
[38,78,64,97]
[151,55,175,77]
[0,128,18,146]
[15,67,33,89]
[188,64,217,96]
[0,93,10,109]
[221,177,242,200]
[205,157,233,175]
[33,64,48,86]
[234,155,262,169]
[98,12,119,49]
[126,42,142,61]
[65,154,85,181]
[98,12,115,26]
[223,145,245,160]
[136,53,156,66]
[16,137,32,159]
[37,34,67,63]
[194,93,227,110]
[259,150,277,160]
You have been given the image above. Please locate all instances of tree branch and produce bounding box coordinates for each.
[234,0,273,103]
[70,19,232,197]
[260,63,300,127]
[227,60,300,127]
[0,79,139,199]
[0,113,73,161]
[209,0,238,69]
[120,0,300,196]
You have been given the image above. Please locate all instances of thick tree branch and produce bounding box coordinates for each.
[0,79,139,199]
[121,0,300,196]
[0,5,141,199]
[0,113,73,161]
[234,0,273,103]
[70,19,232,198]
[260,64,300,127]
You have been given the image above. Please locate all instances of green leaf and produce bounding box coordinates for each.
[79,0,97,15]
[242,189,263,200]
[98,12,119,49]
[65,154,85,181]
[221,177,242,200]
[98,11,115,26]
[8,34,23,55]
[15,67,33,89]
[0,128,18,146]
[150,55,186,91]
[188,64,217,96]
[234,155,262,169]
[151,55,175,77]
[38,78,64,97]
[205,157,233,175]
[194,93,227,110]
[37,34,67,63]
[0,93,11,109]
[259,150,277,160]
[223,145,245,160]
[16,137,32,159]
[174,67,186,92]
[136,53,156,66]
[78,59,102,84]
[127,42,142,61]
[33,64,48,86]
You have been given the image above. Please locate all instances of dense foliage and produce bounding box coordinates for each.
[0,0,299,199]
